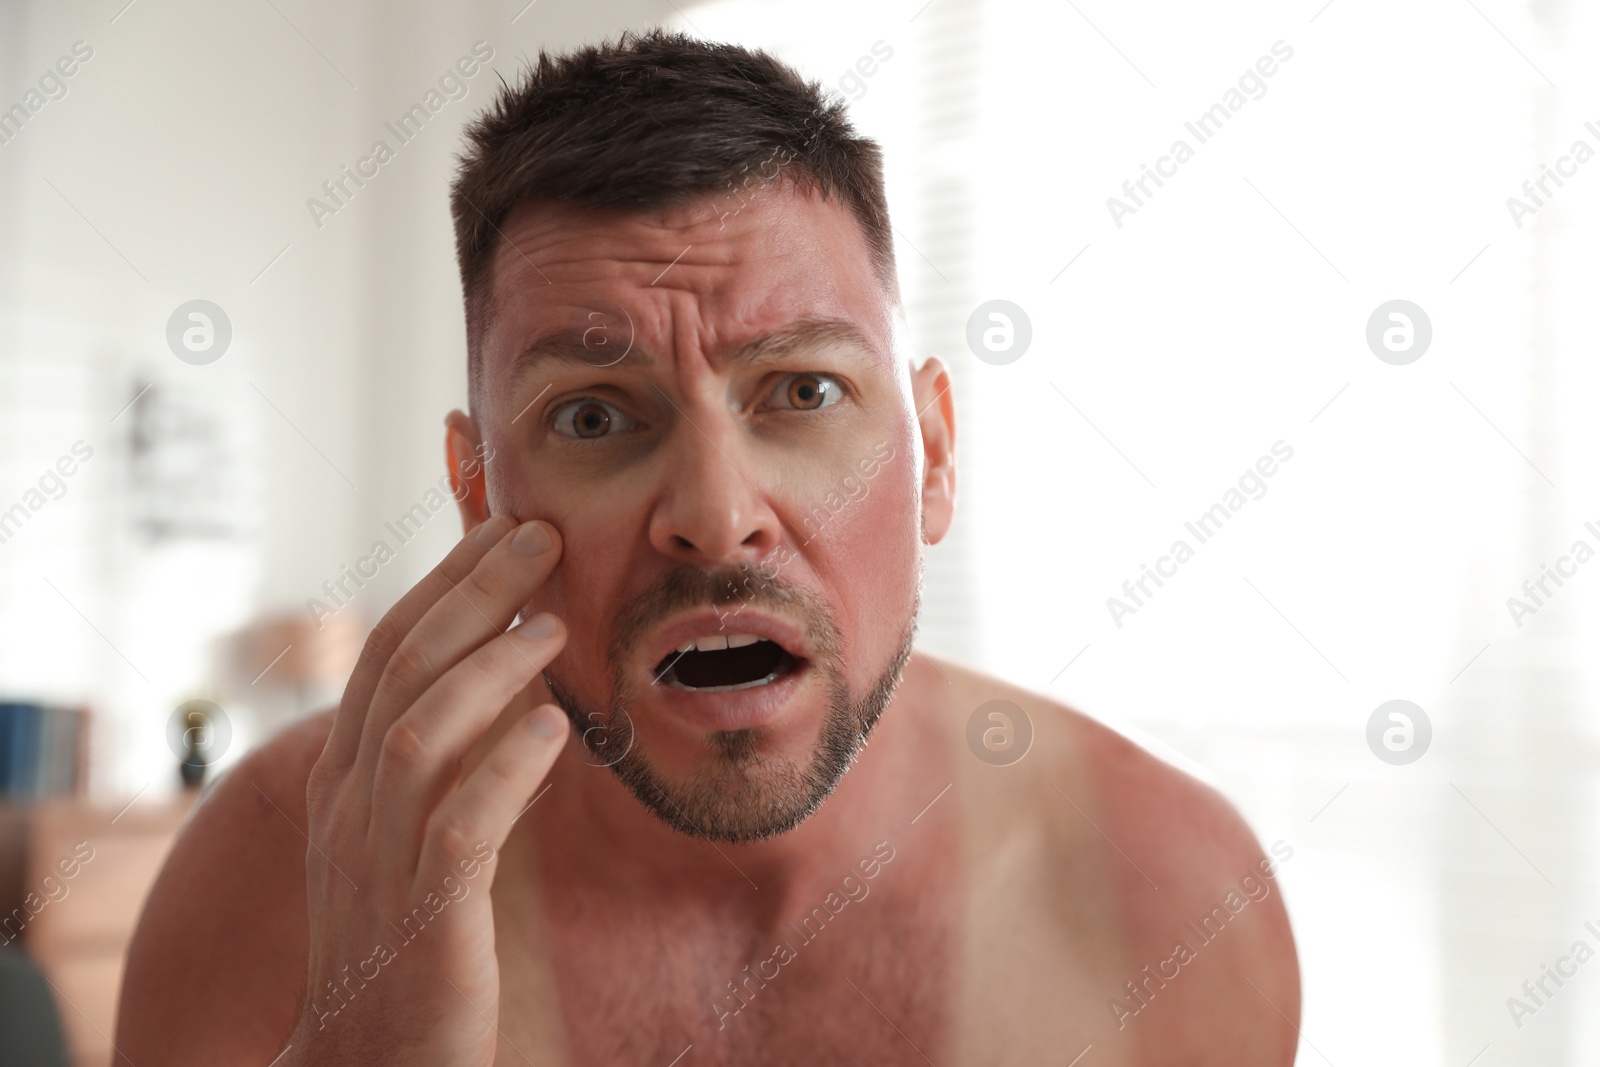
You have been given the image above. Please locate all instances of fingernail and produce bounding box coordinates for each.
[512,612,559,640]
[512,521,553,556]
[474,515,510,547]
[527,706,566,738]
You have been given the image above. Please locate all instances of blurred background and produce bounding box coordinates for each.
[1,0,1596,1063]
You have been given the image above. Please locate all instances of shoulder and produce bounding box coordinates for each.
[114,707,336,1066]
[919,651,1274,869]
[918,652,1301,1064]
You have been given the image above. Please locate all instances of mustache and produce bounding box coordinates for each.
[607,563,842,665]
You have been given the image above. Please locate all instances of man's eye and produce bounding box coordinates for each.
[552,399,633,439]
[774,373,842,411]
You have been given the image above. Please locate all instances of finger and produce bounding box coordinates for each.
[354,519,562,788]
[369,612,567,851]
[418,703,570,890]
[320,512,515,773]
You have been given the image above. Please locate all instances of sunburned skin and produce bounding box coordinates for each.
[113,179,1300,1066]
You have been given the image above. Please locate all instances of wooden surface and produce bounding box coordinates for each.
[3,794,195,1067]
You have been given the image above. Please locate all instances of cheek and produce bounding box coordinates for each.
[865,474,921,571]
[488,455,640,665]
[537,540,639,696]
[797,454,922,664]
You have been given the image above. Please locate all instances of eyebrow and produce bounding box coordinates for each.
[511,316,876,384]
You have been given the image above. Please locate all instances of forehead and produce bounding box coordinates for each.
[480,181,893,386]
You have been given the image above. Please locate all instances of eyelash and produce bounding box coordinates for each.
[547,373,847,441]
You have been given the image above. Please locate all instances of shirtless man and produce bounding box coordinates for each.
[115,28,1299,1066]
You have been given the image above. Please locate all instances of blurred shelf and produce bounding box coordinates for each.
[1,793,195,1067]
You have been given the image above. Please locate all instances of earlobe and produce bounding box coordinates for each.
[444,409,492,533]
[911,358,956,545]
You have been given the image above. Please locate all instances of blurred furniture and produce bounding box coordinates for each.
[229,609,363,732]
[0,703,89,800]
[0,796,193,1067]
[0,944,68,1067]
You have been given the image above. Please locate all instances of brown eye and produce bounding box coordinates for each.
[552,399,632,439]
[572,403,611,438]
[784,374,837,410]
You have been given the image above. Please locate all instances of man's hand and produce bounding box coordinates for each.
[284,513,568,1066]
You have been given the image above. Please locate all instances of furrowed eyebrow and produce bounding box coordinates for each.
[511,316,875,384]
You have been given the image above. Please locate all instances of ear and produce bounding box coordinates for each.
[910,357,956,544]
[444,409,493,533]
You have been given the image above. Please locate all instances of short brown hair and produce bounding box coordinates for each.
[449,28,899,415]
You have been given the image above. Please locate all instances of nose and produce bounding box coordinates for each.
[648,419,782,568]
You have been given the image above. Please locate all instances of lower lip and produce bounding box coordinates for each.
[647,658,812,732]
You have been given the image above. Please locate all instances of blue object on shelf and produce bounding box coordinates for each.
[0,703,81,799]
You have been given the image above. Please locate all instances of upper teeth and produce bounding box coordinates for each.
[678,634,762,653]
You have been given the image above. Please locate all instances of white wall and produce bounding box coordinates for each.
[0,0,668,794]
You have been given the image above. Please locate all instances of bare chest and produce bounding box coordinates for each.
[487,852,1153,1067]
[496,876,958,1067]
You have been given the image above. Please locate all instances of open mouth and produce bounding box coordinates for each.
[653,634,801,692]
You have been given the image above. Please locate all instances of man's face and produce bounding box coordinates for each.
[461,180,952,842]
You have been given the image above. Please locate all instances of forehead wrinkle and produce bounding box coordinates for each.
[512,315,878,385]
[494,200,731,276]
[489,188,891,397]
[491,182,849,301]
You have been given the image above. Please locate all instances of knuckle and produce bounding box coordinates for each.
[306,752,338,792]
[367,613,410,662]
[429,815,478,863]
[459,566,497,610]
[422,644,526,726]
[384,639,435,693]
[459,642,501,682]
[467,638,526,686]
[466,637,542,701]
[379,720,432,771]
[477,752,523,794]
[304,767,339,819]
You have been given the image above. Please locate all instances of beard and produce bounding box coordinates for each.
[542,562,918,844]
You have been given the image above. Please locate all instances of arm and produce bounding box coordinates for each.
[116,513,572,1066]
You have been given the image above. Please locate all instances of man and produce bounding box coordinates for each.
[116,29,1299,1066]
